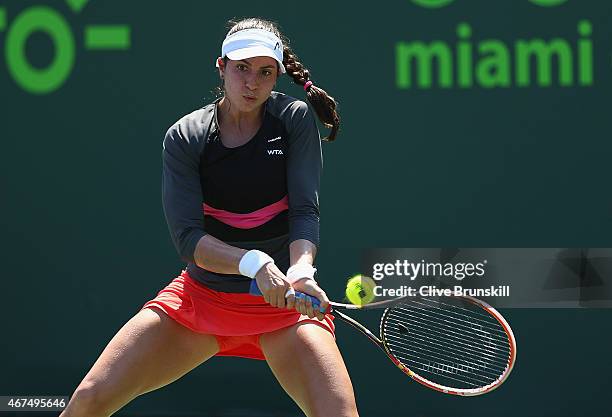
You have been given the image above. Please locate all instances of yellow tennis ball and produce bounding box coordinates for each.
[345,275,376,306]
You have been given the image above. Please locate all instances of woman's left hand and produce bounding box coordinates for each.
[288,278,329,321]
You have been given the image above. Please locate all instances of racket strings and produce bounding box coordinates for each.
[403,300,507,335]
[391,309,509,357]
[384,321,506,387]
[395,298,510,349]
[385,330,507,374]
[382,298,512,390]
[384,333,506,379]
[384,329,508,389]
[419,297,493,320]
[391,355,488,387]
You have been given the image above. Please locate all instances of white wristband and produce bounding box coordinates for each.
[239,250,274,279]
[286,263,317,284]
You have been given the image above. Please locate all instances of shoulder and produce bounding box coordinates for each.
[266,91,313,127]
[164,104,216,150]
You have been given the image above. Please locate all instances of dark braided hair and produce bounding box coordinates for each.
[221,18,340,142]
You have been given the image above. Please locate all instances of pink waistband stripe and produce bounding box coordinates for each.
[203,196,289,229]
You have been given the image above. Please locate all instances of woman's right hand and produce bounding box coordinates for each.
[254,263,292,309]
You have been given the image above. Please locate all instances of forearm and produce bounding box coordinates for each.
[193,236,316,276]
[289,239,317,266]
[193,234,248,274]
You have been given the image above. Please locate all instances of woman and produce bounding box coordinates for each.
[60,17,359,417]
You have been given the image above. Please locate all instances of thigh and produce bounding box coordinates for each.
[259,322,359,417]
[73,307,219,411]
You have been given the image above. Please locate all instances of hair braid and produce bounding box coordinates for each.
[283,47,340,142]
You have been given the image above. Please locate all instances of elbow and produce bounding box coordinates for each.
[173,228,206,264]
[289,212,320,247]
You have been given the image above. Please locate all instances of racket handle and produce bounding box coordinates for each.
[249,280,325,312]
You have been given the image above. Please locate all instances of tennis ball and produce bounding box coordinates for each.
[345,275,376,306]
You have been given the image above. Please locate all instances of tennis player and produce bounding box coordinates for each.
[60,18,359,417]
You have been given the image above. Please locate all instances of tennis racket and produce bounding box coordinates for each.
[250,280,517,396]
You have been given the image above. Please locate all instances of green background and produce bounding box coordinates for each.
[1,0,611,415]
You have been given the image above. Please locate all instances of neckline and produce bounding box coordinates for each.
[214,98,269,150]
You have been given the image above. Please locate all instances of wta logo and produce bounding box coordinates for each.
[0,0,130,94]
[411,0,568,7]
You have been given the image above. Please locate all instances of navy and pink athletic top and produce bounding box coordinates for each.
[162,92,322,293]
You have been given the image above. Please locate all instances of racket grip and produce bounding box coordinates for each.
[249,280,325,312]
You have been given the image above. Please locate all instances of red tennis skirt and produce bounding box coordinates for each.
[141,270,335,360]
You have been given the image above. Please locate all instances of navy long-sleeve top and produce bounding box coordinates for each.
[162,92,322,293]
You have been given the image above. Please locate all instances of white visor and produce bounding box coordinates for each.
[216,28,286,74]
